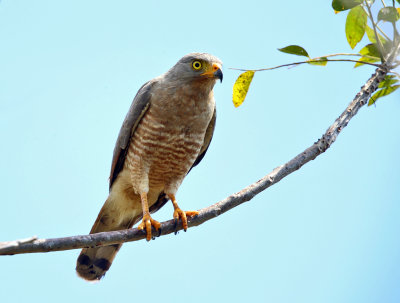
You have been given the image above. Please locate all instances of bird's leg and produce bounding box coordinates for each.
[168,193,199,233]
[137,192,161,241]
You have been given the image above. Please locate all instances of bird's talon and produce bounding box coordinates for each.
[172,207,198,232]
[138,214,160,241]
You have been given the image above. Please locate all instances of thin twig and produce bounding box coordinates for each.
[392,22,399,48]
[386,39,400,64]
[0,65,389,256]
[229,58,381,72]
[365,1,387,61]
[362,5,392,41]
[317,53,379,60]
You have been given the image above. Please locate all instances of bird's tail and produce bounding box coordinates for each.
[76,196,142,281]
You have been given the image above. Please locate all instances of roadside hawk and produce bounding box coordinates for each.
[76,53,223,281]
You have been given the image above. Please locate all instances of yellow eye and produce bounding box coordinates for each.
[192,60,202,70]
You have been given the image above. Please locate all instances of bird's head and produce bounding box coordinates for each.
[166,53,223,84]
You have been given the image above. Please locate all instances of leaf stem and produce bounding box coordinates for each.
[377,24,392,41]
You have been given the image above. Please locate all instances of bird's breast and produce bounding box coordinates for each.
[124,84,215,192]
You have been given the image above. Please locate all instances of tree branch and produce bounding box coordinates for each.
[0,64,389,256]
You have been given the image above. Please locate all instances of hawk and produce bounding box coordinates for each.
[76,53,223,281]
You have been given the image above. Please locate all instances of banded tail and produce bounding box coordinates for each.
[76,196,141,281]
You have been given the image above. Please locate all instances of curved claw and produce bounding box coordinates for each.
[173,208,199,232]
[137,214,161,241]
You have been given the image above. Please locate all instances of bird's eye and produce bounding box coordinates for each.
[192,60,202,70]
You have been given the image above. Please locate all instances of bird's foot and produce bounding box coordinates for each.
[137,214,161,241]
[173,208,199,233]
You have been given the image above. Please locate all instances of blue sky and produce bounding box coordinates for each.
[1,1,399,302]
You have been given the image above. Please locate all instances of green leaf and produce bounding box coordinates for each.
[354,43,382,67]
[378,75,399,88]
[354,56,380,67]
[307,57,328,66]
[346,6,367,49]
[360,43,381,57]
[332,0,363,11]
[365,26,394,58]
[380,75,397,81]
[365,25,385,44]
[377,7,400,22]
[368,85,400,106]
[232,71,255,108]
[278,45,310,58]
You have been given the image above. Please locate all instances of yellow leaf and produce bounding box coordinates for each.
[398,8,400,16]
[232,71,255,108]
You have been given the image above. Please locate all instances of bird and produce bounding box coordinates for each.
[76,53,223,281]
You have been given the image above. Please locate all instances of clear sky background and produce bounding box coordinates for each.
[1,1,399,302]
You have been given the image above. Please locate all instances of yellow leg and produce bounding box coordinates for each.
[137,192,161,241]
[169,194,199,232]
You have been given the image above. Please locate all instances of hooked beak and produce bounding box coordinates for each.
[201,63,223,83]
[214,68,223,83]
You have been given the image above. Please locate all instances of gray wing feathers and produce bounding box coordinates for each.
[190,106,216,170]
[115,81,153,150]
[109,81,154,188]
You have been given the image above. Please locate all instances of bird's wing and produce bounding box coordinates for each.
[109,81,154,189]
[190,105,216,170]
